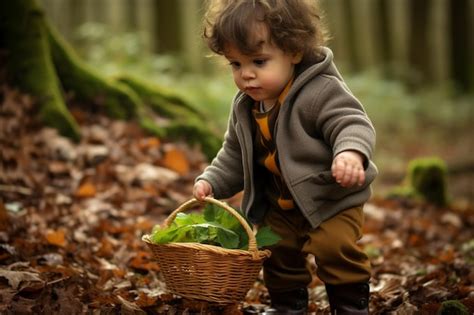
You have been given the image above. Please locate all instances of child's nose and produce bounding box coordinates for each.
[241,67,255,80]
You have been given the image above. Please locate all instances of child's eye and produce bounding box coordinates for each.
[253,59,267,66]
[229,61,240,69]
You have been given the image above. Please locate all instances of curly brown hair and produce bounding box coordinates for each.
[202,0,328,61]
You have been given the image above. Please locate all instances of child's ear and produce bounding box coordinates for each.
[292,52,303,64]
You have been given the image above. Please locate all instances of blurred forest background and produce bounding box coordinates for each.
[39,0,473,203]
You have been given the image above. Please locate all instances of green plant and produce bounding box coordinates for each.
[150,204,281,250]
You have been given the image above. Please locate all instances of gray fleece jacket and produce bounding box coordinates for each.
[197,47,378,228]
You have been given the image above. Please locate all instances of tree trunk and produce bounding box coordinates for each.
[47,20,140,120]
[0,0,221,160]
[0,0,81,140]
[341,0,361,72]
[153,0,182,53]
[323,0,351,68]
[449,0,472,92]
[408,0,432,87]
[374,0,392,77]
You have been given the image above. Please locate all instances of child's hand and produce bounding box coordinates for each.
[331,150,365,187]
[193,180,213,201]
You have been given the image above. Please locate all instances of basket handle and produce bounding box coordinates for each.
[163,197,259,257]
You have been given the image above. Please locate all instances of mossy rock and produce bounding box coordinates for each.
[388,157,449,207]
[437,300,469,315]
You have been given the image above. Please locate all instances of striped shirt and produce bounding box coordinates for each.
[251,79,295,210]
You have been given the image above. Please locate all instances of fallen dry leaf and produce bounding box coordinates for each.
[161,145,190,175]
[0,269,44,290]
[75,182,97,198]
[45,229,67,247]
[138,137,161,151]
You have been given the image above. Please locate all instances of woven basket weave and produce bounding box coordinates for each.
[142,197,271,304]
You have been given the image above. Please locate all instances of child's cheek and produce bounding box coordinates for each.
[232,74,244,91]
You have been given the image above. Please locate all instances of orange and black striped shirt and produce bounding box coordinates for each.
[251,80,295,210]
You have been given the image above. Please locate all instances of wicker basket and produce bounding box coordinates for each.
[142,197,271,304]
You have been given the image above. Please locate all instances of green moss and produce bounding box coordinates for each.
[123,75,221,160]
[437,300,469,315]
[408,157,449,206]
[386,185,418,200]
[388,157,449,206]
[47,22,141,119]
[118,75,204,119]
[165,121,221,160]
[138,114,221,161]
[0,0,80,141]
[138,115,165,138]
[39,99,81,141]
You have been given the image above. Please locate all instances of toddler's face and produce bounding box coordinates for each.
[224,27,302,109]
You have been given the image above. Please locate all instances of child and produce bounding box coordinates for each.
[194,0,378,314]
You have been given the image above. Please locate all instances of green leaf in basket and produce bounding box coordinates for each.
[204,204,238,230]
[174,212,205,226]
[150,220,240,248]
[151,225,180,243]
[149,202,281,250]
[236,228,250,249]
[151,212,208,243]
[203,203,250,248]
[192,223,218,244]
[216,225,240,249]
[193,222,240,248]
[176,225,200,243]
[255,226,282,248]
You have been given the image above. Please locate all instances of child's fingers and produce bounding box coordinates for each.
[192,187,201,200]
[195,189,205,201]
[193,181,213,201]
[332,155,367,187]
[341,163,355,187]
[357,167,366,186]
[332,160,366,187]
[343,165,365,187]
[193,182,207,201]
[331,158,346,183]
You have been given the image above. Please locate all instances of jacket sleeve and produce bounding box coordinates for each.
[195,100,245,198]
[313,77,376,168]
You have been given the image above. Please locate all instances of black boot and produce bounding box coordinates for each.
[325,282,370,315]
[266,287,308,315]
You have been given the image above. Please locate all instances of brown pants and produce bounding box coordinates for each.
[263,206,371,291]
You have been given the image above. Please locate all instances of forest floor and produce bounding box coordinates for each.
[1,87,473,314]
